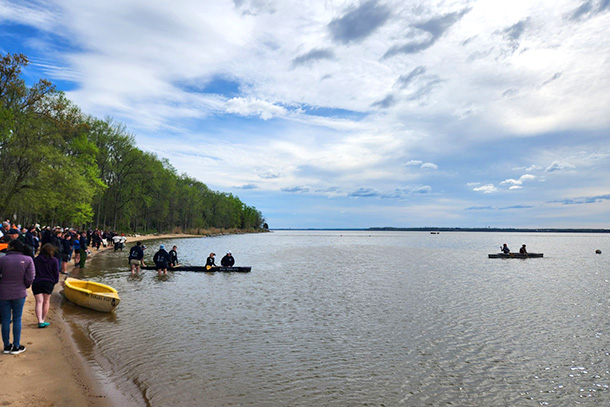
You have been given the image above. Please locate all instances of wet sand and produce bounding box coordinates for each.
[0,233,198,407]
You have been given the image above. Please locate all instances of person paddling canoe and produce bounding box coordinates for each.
[206,252,218,270]
[221,251,235,267]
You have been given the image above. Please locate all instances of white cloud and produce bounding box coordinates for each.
[225,97,286,120]
[500,178,521,186]
[473,184,497,193]
[545,161,576,172]
[405,160,423,166]
[500,173,537,186]
[421,162,438,170]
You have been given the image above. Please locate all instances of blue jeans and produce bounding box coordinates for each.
[0,297,27,348]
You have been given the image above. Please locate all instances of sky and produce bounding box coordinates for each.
[1,0,610,229]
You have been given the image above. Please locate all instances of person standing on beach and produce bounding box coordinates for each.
[79,231,88,268]
[0,221,9,240]
[72,233,80,266]
[153,245,170,275]
[49,229,63,269]
[1,228,20,243]
[24,226,38,254]
[221,251,235,267]
[32,243,60,328]
[0,239,35,354]
[60,232,73,275]
[169,245,179,267]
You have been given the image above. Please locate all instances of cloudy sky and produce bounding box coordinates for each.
[2,0,610,228]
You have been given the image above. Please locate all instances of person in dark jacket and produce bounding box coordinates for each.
[49,230,63,269]
[72,234,80,266]
[128,242,145,276]
[1,228,20,243]
[153,245,171,275]
[169,245,179,267]
[221,251,235,267]
[0,239,35,354]
[78,231,88,268]
[24,226,38,254]
[32,243,60,328]
[60,233,73,275]
[206,252,218,270]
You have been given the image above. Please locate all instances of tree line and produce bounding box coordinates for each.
[0,53,265,233]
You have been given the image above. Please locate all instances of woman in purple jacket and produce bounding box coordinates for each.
[0,239,35,355]
[33,243,60,328]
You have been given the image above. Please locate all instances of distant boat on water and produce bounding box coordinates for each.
[488,253,543,259]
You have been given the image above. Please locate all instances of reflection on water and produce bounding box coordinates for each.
[63,231,610,406]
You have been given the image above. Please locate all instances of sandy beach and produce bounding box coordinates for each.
[0,233,199,407]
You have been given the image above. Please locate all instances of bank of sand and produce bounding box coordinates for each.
[0,234,199,407]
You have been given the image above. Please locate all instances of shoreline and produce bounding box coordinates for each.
[0,233,200,407]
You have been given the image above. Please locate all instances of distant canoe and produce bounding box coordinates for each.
[64,277,120,312]
[141,265,252,272]
[488,253,543,259]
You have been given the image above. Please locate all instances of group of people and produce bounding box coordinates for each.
[0,220,131,355]
[501,243,528,254]
[129,245,237,275]
[0,233,61,355]
[128,242,179,276]
[205,251,235,270]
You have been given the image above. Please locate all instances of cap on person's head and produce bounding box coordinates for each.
[522,244,526,246]
[8,228,20,235]
[142,245,146,249]
[8,239,24,252]
[160,244,165,249]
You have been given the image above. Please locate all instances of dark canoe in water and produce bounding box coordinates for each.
[488,253,543,259]
[141,265,251,272]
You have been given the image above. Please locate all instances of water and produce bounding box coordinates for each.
[62,231,610,406]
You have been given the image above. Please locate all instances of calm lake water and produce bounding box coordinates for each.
[61,230,610,406]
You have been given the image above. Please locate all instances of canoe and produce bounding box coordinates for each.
[488,253,543,259]
[64,277,121,312]
[141,265,251,272]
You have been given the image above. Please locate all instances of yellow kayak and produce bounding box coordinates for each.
[64,277,120,312]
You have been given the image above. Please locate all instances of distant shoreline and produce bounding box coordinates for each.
[272,227,610,233]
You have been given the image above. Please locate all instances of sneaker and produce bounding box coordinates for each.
[10,345,26,355]
[38,322,48,328]
[3,344,12,354]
